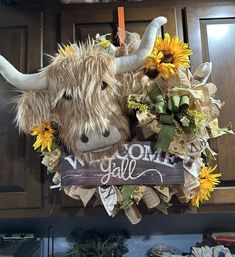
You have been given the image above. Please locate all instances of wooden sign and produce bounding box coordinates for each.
[61,141,184,186]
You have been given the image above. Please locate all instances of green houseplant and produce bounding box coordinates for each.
[66,228,130,257]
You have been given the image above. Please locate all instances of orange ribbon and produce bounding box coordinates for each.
[118,6,126,46]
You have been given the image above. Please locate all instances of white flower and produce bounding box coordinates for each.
[181,116,190,127]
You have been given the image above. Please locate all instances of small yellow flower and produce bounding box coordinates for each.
[191,165,221,207]
[32,121,54,152]
[128,96,149,113]
[187,109,207,127]
[145,33,192,78]
[99,40,111,48]
[57,44,76,57]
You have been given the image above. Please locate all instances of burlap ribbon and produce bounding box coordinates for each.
[147,82,189,151]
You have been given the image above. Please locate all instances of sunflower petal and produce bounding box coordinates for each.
[145,33,192,78]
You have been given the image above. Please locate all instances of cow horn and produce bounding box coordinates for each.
[0,55,46,90]
[115,16,167,74]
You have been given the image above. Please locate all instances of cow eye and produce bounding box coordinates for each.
[101,81,108,90]
[63,92,73,100]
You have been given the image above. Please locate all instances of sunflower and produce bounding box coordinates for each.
[145,33,192,78]
[191,165,221,207]
[31,121,54,153]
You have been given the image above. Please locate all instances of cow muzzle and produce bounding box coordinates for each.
[75,125,121,153]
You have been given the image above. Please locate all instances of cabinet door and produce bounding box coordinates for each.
[61,8,115,44]
[0,11,43,210]
[60,5,177,44]
[59,5,177,209]
[185,6,235,207]
[124,6,177,37]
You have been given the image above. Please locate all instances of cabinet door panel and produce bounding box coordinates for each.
[124,7,177,36]
[75,23,114,43]
[61,10,115,43]
[186,6,235,205]
[61,6,177,43]
[0,12,43,210]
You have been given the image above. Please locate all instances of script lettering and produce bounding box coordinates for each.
[100,158,163,185]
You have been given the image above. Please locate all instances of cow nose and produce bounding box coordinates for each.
[102,129,110,137]
[75,125,121,152]
[81,134,89,143]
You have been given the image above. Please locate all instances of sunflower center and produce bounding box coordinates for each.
[161,51,173,63]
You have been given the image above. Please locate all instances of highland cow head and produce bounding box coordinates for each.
[0,17,167,162]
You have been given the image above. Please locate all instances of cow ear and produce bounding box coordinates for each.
[15,90,51,134]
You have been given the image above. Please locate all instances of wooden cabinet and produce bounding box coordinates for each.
[185,5,235,208]
[60,4,178,43]
[1,1,235,217]
[0,11,43,210]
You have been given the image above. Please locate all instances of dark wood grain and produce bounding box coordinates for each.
[184,6,235,208]
[186,6,235,182]
[0,12,43,209]
[0,0,235,216]
[60,6,177,44]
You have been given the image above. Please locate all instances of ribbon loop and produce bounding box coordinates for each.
[146,82,190,152]
[179,95,190,111]
[147,82,167,114]
[171,95,181,112]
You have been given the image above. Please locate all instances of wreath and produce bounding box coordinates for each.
[0,17,232,224]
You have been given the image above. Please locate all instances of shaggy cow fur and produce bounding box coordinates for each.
[16,41,145,162]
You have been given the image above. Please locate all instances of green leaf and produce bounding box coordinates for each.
[156,200,171,214]
[121,185,137,201]
[203,147,216,162]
